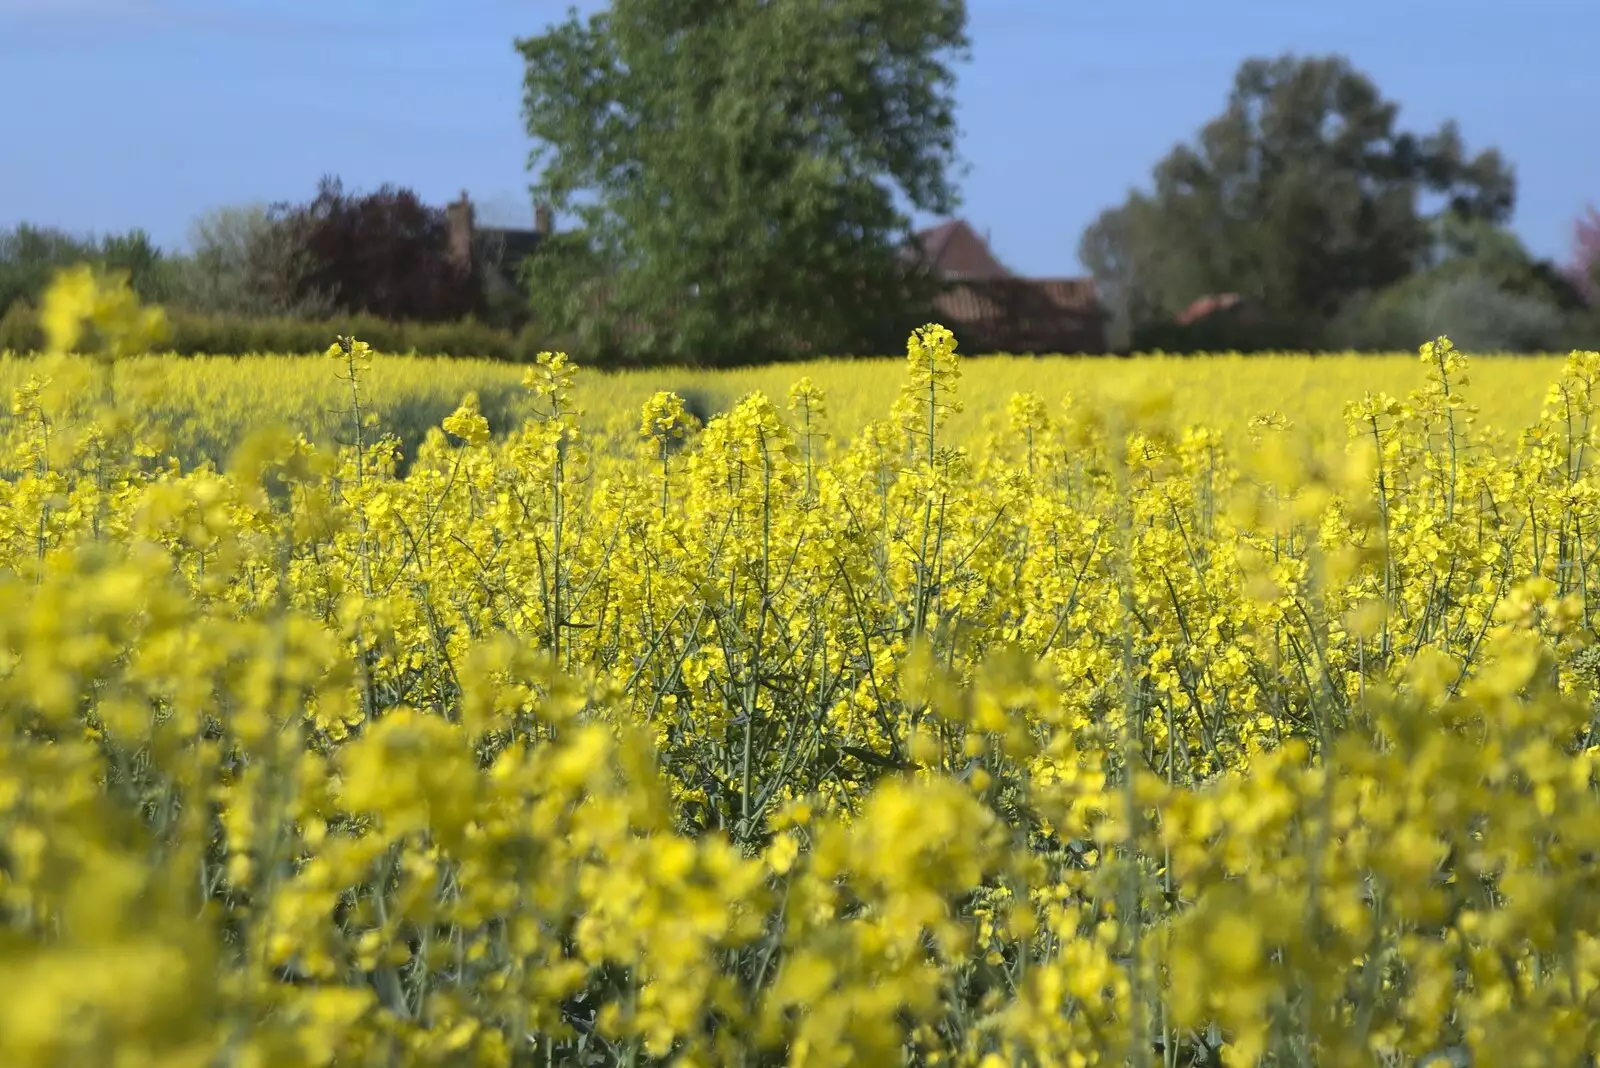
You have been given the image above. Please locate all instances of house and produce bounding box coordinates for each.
[903,219,1108,353]
[444,191,551,310]
[441,196,1106,355]
[905,218,1013,280]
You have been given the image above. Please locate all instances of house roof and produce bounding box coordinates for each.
[932,277,1106,353]
[934,277,1099,317]
[905,219,1013,280]
[1175,292,1245,325]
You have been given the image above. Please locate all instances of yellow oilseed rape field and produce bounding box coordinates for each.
[0,347,1570,472]
[4,267,1600,1067]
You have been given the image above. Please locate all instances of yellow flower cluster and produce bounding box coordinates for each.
[3,267,1600,1066]
[39,264,168,366]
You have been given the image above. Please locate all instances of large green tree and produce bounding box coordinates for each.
[515,0,968,365]
[1080,54,1516,348]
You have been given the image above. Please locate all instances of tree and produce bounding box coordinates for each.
[1570,204,1600,306]
[1418,213,1586,311]
[1324,216,1588,352]
[0,224,95,314]
[268,177,480,323]
[173,204,322,318]
[1080,54,1516,345]
[0,223,177,315]
[1076,196,1169,352]
[515,0,968,365]
[1331,272,1579,354]
[99,229,180,303]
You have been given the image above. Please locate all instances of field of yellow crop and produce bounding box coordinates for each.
[0,347,1569,473]
[4,268,1600,1067]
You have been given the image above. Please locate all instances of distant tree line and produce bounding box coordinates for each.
[1080,55,1599,354]
[5,2,1600,360]
[0,177,544,359]
[3,0,973,366]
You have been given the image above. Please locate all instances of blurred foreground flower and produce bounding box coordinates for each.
[39,264,168,362]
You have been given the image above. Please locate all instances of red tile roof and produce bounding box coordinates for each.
[897,220,1107,351]
[1175,292,1245,325]
[906,219,1013,279]
[933,278,1106,353]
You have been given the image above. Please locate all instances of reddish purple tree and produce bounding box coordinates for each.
[1571,204,1600,304]
[268,176,482,323]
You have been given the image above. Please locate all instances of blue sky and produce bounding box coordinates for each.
[2,0,1595,276]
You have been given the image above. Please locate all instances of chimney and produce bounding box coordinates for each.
[534,202,552,237]
[445,190,474,272]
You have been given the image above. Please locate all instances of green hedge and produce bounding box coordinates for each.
[0,300,561,362]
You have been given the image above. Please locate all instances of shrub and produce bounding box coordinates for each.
[0,299,42,353]
[1333,271,1581,353]
[0,302,571,362]
[1417,275,1575,352]
[1130,305,1313,354]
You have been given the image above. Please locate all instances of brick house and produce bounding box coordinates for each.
[902,219,1108,353]
[444,191,551,312]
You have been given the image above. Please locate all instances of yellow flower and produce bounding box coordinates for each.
[442,392,492,446]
